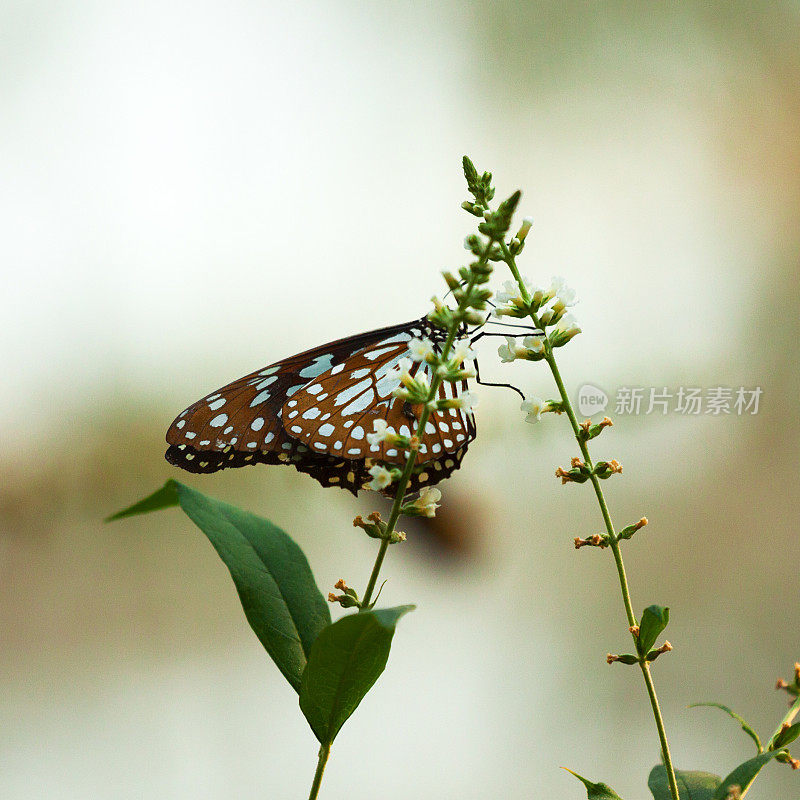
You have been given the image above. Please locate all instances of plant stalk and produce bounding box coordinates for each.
[307,742,331,800]
[360,245,493,610]
[499,239,681,800]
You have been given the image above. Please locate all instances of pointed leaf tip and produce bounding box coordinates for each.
[563,768,625,799]
[300,605,414,744]
[105,479,180,522]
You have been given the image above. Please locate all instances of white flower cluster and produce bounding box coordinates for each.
[497,334,545,363]
[391,338,478,412]
[494,275,579,327]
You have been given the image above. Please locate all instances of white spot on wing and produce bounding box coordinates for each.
[318,423,335,436]
[299,354,334,379]
[209,398,226,410]
[363,345,398,360]
[351,426,364,440]
[251,417,265,431]
[251,390,271,406]
[341,389,374,416]
[302,407,321,420]
[210,414,228,427]
[334,378,372,406]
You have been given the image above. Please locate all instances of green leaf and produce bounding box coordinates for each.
[299,606,414,744]
[110,480,330,693]
[647,765,721,800]
[711,751,783,799]
[689,702,762,753]
[771,721,800,749]
[638,605,670,654]
[105,479,180,521]
[564,768,625,799]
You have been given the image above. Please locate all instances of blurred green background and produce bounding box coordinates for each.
[1,2,799,797]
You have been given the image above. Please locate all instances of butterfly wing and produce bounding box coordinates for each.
[165,319,421,475]
[165,317,476,495]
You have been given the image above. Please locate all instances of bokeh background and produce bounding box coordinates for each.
[2,2,799,798]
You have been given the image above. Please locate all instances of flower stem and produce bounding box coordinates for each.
[360,243,493,610]
[307,742,331,800]
[499,239,681,800]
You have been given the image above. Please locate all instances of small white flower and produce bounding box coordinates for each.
[555,284,578,307]
[546,276,577,307]
[538,307,554,326]
[522,335,545,354]
[367,464,393,491]
[452,339,476,363]
[495,278,533,304]
[408,337,436,363]
[498,335,519,363]
[457,391,479,412]
[554,313,581,336]
[366,419,398,447]
[520,396,549,424]
[411,486,442,518]
[516,216,533,241]
[415,369,430,391]
[387,357,413,385]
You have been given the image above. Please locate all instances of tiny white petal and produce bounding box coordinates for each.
[520,395,548,424]
[367,464,394,491]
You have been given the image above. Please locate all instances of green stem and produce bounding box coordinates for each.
[307,742,331,800]
[360,243,493,610]
[499,239,680,800]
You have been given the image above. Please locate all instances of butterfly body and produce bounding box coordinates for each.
[166,317,476,495]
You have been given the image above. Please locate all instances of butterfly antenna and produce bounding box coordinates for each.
[470,330,545,344]
[482,319,543,333]
[473,356,526,400]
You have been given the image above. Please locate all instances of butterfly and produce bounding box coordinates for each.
[165,316,477,495]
